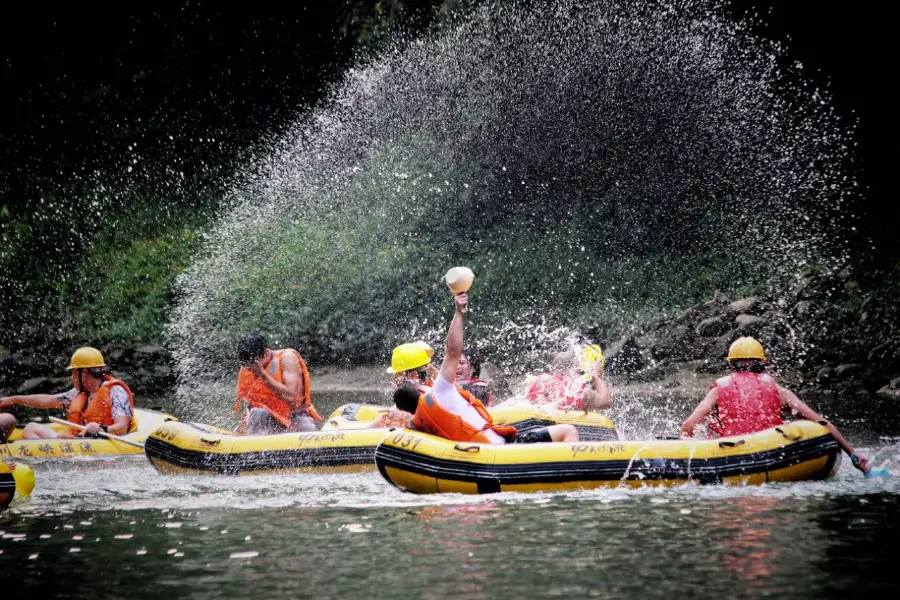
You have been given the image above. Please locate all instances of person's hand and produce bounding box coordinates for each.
[248,360,265,377]
[850,453,870,473]
[0,397,13,410]
[80,422,102,437]
[454,291,469,314]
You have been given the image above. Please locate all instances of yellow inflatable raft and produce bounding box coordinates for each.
[374,420,842,494]
[1,461,35,511]
[321,402,619,440]
[0,408,177,460]
[145,405,617,475]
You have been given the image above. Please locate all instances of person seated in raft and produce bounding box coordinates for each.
[368,341,437,429]
[523,348,612,411]
[386,341,437,392]
[234,333,323,434]
[392,289,579,444]
[456,348,496,407]
[0,347,135,439]
[680,336,871,474]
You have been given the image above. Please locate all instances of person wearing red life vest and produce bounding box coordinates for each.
[234,333,322,434]
[392,289,579,444]
[524,349,612,411]
[0,347,135,439]
[681,336,872,474]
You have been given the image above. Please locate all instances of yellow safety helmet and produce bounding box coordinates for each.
[726,336,767,361]
[579,344,605,381]
[386,343,432,374]
[67,346,107,370]
[413,340,435,358]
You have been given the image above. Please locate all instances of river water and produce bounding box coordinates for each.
[2,391,899,599]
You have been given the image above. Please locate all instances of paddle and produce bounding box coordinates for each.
[48,417,145,449]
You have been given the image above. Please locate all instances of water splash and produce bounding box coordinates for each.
[166,0,858,423]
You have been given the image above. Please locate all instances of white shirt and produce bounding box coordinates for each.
[432,374,505,445]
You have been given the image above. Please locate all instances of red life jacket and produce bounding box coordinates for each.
[458,377,494,407]
[525,372,587,410]
[412,387,517,444]
[709,372,783,437]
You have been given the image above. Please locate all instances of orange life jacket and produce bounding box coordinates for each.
[68,376,136,431]
[412,387,517,444]
[234,348,322,428]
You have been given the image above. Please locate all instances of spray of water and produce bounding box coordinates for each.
[165,0,858,424]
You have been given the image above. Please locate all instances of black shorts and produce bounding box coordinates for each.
[512,427,553,444]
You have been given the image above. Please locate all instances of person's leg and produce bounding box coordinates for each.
[23,422,73,440]
[0,413,17,443]
[245,408,285,435]
[290,412,318,432]
[513,424,579,443]
[547,424,579,442]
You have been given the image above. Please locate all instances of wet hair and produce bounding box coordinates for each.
[393,381,421,414]
[237,333,268,366]
[729,358,766,373]
[461,348,481,378]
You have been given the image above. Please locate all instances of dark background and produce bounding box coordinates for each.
[0,1,894,257]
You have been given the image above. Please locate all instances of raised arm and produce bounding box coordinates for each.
[439,292,468,384]
[680,388,718,437]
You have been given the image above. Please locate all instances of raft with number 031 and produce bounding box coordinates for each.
[0,461,35,511]
[374,420,843,495]
[0,408,177,461]
[144,403,618,475]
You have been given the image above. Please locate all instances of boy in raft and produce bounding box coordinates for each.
[369,341,437,429]
[0,347,134,439]
[681,336,872,474]
[234,333,322,434]
[392,290,579,444]
[524,349,612,411]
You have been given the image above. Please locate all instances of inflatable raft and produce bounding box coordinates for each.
[145,405,618,475]
[320,402,618,440]
[0,408,177,460]
[0,462,35,511]
[374,420,842,494]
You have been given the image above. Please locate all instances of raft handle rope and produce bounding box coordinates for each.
[453,444,481,453]
[718,440,746,448]
[199,438,221,445]
[775,427,803,441]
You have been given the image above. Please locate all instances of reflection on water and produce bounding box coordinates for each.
[2,391,898,598]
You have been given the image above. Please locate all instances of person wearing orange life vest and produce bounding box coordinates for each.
[234,333,322,434]
[393,290,579,444]
[681,336,872,474]
[0,347,135,439]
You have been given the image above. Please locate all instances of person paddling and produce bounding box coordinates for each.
[681,336,881,476]
[0,347,135,439]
